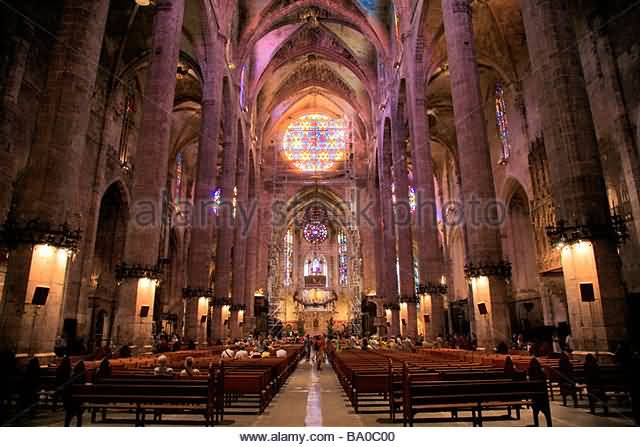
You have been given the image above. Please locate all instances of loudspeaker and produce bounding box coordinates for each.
[140,305,150,318]
[32,286,49,305]
[477,303,488,315]
[580,283,595,302]
[200,315,207,324]
[424,314,431,323]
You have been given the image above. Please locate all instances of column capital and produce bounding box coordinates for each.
[182,287,214,299]
[463,260,512,280]
[417,282,448,295]
[0,217,82,252]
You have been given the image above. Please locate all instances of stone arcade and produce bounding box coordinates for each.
[0,0,639,428]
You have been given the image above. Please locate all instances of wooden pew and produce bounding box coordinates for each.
[403,376,551,427]
[67,369,222,426]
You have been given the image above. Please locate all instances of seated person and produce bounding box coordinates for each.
[261,349,271,358]
[118,343,132,358]
[276,346,287,358]
[153,355,174,377]
[180,356,200,377]
[235,343,249,360]
[221,345,235,359]
[250,350,263,359]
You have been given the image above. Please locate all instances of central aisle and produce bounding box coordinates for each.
[244,359,364,427]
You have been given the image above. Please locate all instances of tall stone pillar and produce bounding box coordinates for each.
[243,182,259,335]
[0,0,110,353]
[520,0,626,350]
[370,176,386,335]
[442,0,511,348]
[230,135,249,339]
[116,0,185,350]
[377,127,400,336]
[390,118,417,338]
[409,74,445,340]
[183,33,224,345]
[212,113,238,341]
[0,22,33,223]
[256,187,273,297]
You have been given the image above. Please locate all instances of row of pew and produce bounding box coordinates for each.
[420,348,633,415]
[28,345,303,426]
[330,349,551,427]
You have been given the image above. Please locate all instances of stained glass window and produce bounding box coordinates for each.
[232,185,238,219]
[209,186,238,216]
[240,64,247,108]
[495,82,511,161]
[304,256,326,277]
[283,114,347,172]
[284,229,293,287]
[408,185,416,214]
[175,152,183,204]
[118,86,135,164]
[303,222,328,244]
[210,187,222,215]
[338,230,348,286]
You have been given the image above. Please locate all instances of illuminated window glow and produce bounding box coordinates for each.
[408,185,416,214]
[303,222,328,244]
[495,82,511,161]
[175,152,183,204]
[284,229,293,287]
[283,114,347,172]
[209,186,238,217]
[338,230,348,286]
[209,188,222,215]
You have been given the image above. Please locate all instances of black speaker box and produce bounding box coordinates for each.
[32,286,49,305]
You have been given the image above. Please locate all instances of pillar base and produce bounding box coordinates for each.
[229,310,241,340]
[0,244,70,354]
[469,275,511,349]
[243,316,256,336]
[560,240,626,351]
[114,277,156,350]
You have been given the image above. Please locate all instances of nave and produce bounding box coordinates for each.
[2,0,640,431]
[4,347,636,428]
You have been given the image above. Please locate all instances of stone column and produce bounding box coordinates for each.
[377,128,400,336]
[116,0,185,350]
[371,177,385,302]
[0,0,110,354]
[230,136,249,339]
[520,0,626,350]
[409,74,445,340]
[184,33,224,344]
[212,112,238,341]
[243,182,259,335]
[390,119,417,338]
[442,0,511,348]
[0,22,33,223]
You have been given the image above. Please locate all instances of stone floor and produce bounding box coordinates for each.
[9,359,638,427]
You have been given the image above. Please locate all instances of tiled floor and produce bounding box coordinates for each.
[8,359,637,427]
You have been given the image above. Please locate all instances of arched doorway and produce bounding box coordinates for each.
[89,182,128,350]
[504,183,543,335]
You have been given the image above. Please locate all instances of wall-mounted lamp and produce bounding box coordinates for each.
[135,0,154,6]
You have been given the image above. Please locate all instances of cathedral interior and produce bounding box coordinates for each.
[0,0,639,428]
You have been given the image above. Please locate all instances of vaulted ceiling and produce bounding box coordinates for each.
[236,0,397,180]
[94,0,530,186]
